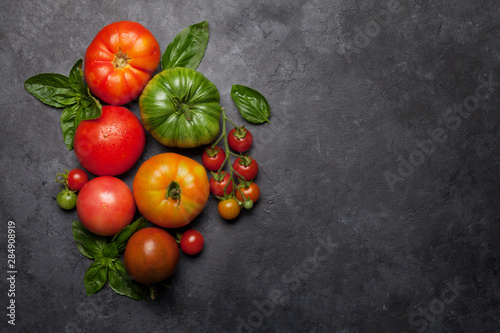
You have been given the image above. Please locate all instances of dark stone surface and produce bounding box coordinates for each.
[1,0,499,332]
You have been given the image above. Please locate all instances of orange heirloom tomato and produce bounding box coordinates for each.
[133,153,210,228]
[84,21,161,105]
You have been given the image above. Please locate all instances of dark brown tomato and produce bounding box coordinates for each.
[124,227,180,285]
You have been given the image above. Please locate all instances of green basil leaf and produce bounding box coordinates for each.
[72,221,107,259]
[26,59,102,150]
[75,91,102,126]
[108,261,145,300]
[60,104,79,150]
[84,260,108,296]
[161,20,209,70]
[102,242,119,259]
[112,217,148,253]
[231,84,271,124]
[25,73,77,108]
[68,59,86,94]
[61,87,101,151]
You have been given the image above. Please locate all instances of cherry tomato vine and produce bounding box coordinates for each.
[203,108,262,218]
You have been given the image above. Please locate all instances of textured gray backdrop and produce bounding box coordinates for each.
[1,0,499,332]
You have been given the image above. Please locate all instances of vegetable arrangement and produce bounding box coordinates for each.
[25,20,271,300]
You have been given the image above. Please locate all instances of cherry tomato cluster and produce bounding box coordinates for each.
[55,168,89,210]
[202,109,261,220]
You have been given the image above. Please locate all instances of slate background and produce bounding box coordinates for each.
[1,0,499,332]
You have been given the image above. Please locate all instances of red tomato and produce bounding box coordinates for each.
[133,153,210,229]
[180,230,204,255]
[74,105,146,176]
[235,182,260,203]
[232,156,259,180]
[228,126,253,153]
[217,198,241,220]
[124,227,179,285]
[84,21,161,105]
[209,171,233,197]
[76,176,136,236]
[67,169,89,191]
[202,146,226,171]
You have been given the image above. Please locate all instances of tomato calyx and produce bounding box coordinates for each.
[231,126,249,140]
[237,155,253,167]
[175,233,182,245]
[171,96,193,121]
[205,145,222,158]
[166,181,182,203]
[211,170,228,182]
[55,168,71,185]
[113,47,132,70]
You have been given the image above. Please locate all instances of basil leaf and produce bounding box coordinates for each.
[72,221,107,259]
[84,261,108,296]
[68,59,86,94]
[108,261,145,300]
[112,217,148,253]
[26,59,102,150]
[161,21,209,70]
[61,89,101,151]
[25,73,77,108]
[61,104,79,150]
[75,91,102,126]
[231,84,271,124]
[102,242,119,259]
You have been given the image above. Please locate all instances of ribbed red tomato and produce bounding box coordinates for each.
[124,227,180,285]
[84,21,161,105]
[74,105,145,176]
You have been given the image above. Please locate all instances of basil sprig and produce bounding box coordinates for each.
[24,59,102,150]
[72,218,148,300]
[231,84,271,124]
[161,20,209,70]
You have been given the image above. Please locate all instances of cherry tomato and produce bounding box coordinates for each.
[124,227,179,285]
[56,189,77,210]
[180,230,204,255]
[77,176,136,236]
[218,198,241,220]
[202,146,226,171]
[243,199,254,210]
[232,156,259,180]
[74,105,146,176]
[84,21,161,105]
[228,126,253,153]
[235,182,260,204]
[209,171,233,197]
[67,169,89,191]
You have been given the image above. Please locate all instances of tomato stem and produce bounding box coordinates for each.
[149,285,157,300]
[166,181,182,204]
[219,108,238,198]
[112,47,132,70]
[228,151,244,158]
[213,132,224,147]
[55,168,70,185]
[226,117,238,128]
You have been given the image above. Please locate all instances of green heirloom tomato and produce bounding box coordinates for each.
[139,67,222,148]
